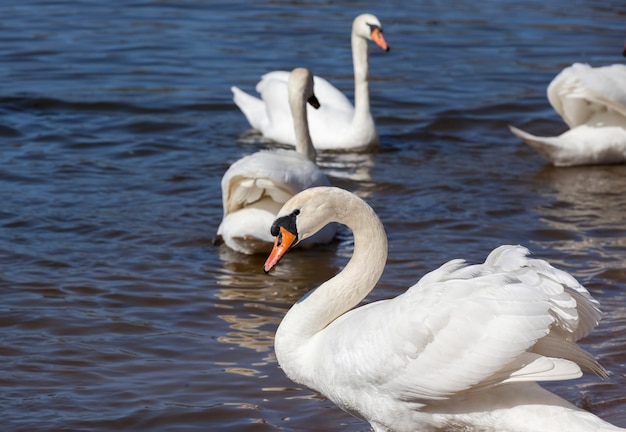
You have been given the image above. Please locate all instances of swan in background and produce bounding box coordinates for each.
[263,186,624,432]
[510,62,626,166]
[217,68,335,255]
[231,13,390,151]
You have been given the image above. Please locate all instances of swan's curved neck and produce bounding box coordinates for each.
[275,193,387,377]
[290,92,317,162]
[351,34,372,124]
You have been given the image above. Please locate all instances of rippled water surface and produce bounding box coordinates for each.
[2,1,626,430]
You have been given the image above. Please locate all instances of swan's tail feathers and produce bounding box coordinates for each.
[532,335,609,378]
[509,125,563,164]
[231,86,267,131]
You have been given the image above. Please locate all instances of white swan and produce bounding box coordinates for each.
[231,13,390,151]
[217,68,335,255]
[263,186,624,432]
[510,62,626,166]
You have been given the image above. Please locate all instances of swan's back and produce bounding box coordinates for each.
[258,71,354,115]
[218,150,332,254]
[247,71,358,147]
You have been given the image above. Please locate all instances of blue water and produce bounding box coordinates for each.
[1,1,625,430]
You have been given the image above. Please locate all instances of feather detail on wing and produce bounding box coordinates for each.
[548,63,626,128]
[312,245,603,403]
[221,149,329,215]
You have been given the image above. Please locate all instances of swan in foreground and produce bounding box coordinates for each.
[217,68,335,255]
[231,13,390,151]
[510,62,626,166]
[263,186,624,432]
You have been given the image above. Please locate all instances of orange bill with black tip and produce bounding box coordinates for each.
[371,28,390,52]
[264,226,298,273]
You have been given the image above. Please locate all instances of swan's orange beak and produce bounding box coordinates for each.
[371,28,390,52]
[264,226,298,273]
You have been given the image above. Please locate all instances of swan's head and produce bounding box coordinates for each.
[353,13,390,52]
[264,186,341,273]
[288,67,320,110]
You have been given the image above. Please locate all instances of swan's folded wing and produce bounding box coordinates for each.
[221,150,330,214]
[256,72,292,125]
[259,71,354,115]
[258,71,290,92]
[548,63,626,128]
[310,75,354,114]
[571,64,626,118]
[316,245,601,402]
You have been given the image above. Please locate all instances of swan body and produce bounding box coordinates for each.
[217,69,336,255]
[510,63,626,166]
[231,13,390,151]
[263,187,624,432]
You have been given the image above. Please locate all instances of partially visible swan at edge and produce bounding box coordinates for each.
[231,13,390,151]
[216,68,335,255]
[263,186,624,432]
[510,62,626,166]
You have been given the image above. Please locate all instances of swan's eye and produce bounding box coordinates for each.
[367,23,381,33]
[270,209,300,238]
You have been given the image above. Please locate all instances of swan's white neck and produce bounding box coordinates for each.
[290,88,317,162]
[351,34,373,127]
[275,192,388,383]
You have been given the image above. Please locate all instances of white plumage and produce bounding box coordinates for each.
[231,13,390,150]
[217,69,336,255]
[263,186,624,432]
[510,62,626,166]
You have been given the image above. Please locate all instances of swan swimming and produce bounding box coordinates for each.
[231,13,390,151]
[216,69,335,255]
[510,62,626,166]
[263,186,624,431]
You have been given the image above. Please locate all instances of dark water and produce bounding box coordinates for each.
[2,1,626,430]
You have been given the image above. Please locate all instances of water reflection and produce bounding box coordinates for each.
[531,165,626,275]
[214,242,345,355]
[530,164,626,428]
[317,151,376,184]
[218,314,278,354]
